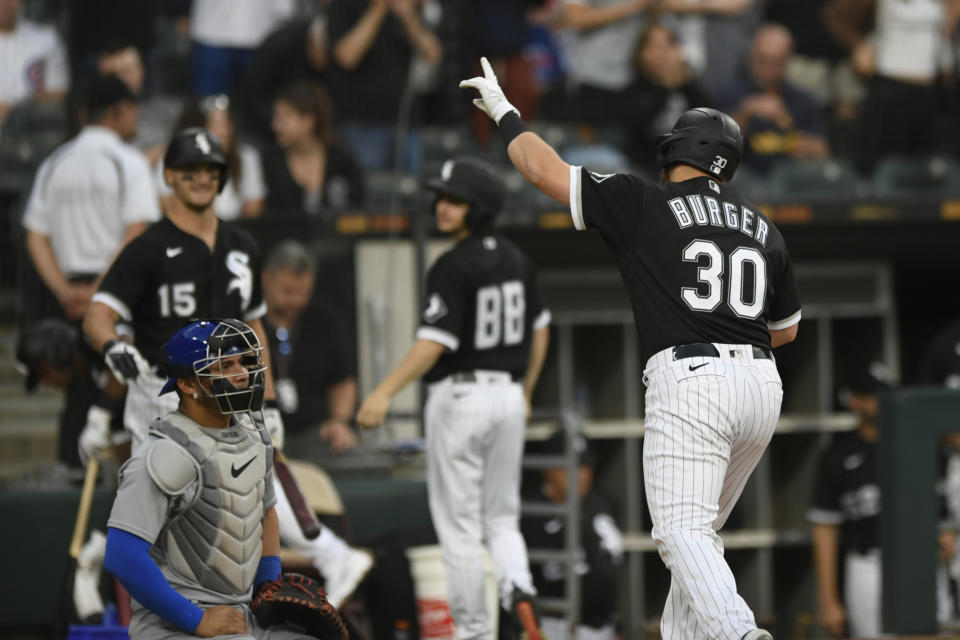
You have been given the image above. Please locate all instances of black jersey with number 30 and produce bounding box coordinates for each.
[570,167,801,363]
[417,234,550,383]
[93,217,266,365]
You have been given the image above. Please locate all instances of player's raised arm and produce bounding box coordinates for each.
[460,57,571,206]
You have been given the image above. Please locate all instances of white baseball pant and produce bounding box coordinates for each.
[643,344,783,640]
[844,549,881,638]
[425,372,537,640]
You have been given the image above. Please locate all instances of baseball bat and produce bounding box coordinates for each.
[273,448,322,540]
[55,459,100,632]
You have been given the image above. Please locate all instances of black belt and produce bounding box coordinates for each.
[450,370,519,383]
[672,343,772,360]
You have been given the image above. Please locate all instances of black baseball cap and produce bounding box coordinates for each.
[84,73,139,114]
[846,361,894,395]
[540,429,596,467]
[15,319,78,392]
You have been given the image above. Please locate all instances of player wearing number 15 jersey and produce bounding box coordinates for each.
[463,57,800,640]
[357,157,551,640]
[84,128,268,448]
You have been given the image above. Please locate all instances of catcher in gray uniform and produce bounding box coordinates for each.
[103,319,326,639]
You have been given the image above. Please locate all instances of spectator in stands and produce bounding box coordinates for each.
[156,95,266,220]
[621,19,710,175]
[23,74,159,324]
[263,81,365,217]
[235,14,330,145]
[718,23,828,175]
[521,429,623,639]
[466,1,546,144]
[66,0,163,82]
[188,0,298,95]
[653,0,761,103]
[96,40,182,165]
[261,240,359,461]
[559,0,648,126]
[0,0,69,125]
[326,0,442,172]
[823,0,948,174]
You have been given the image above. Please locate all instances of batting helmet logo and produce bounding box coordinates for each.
[194,131,212,155]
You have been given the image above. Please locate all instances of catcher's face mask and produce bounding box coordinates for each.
[193,324,267,415]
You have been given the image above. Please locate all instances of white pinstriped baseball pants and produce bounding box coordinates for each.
[425,374,537,640]
[643,344,783,640]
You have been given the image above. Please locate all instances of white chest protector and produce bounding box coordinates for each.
[145,411,273,596]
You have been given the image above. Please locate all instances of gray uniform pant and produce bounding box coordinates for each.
[128,604,313,640]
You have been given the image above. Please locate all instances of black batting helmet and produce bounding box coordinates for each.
[424,157,506,233]
[163,127,229,193]
[15,319,78,392]
[657,108,743,182]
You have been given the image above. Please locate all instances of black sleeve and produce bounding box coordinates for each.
[808,447,843,524]
[326,0,362,45]
[243,233,266,320]
[767,230,802,330]
[416,258,467,351]
[525,258,549,328]
[96,238,151,322]
[570,166,648,252]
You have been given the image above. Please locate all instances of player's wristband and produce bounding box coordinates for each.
[254,555,282,589]
[499,111,529,147]
[264,399,279,410]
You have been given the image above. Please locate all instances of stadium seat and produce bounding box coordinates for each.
[872,154,960,197]
[364,171,420,212]
[767,158,864,199]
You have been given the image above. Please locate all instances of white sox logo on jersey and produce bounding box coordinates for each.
[424,293,448,324]
[226,251,252,310]
[195,131,211,154]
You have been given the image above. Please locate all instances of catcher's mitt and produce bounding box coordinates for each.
[251,573,348,639]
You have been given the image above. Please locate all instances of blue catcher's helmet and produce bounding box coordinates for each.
[157,319,266,414]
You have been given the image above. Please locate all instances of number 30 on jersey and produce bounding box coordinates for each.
[475,280,525,350]
[682,240,766,319]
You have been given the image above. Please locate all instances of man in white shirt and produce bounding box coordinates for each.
[23,74,160,323]
[0,0,69,124]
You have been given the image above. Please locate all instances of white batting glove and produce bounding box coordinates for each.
[102,339,149,384]
[459,56,519,124]
[79,405,111,465]
[263,405,285,451]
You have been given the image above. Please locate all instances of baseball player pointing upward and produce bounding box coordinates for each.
[357,157,551,640]
[463,58,801,640]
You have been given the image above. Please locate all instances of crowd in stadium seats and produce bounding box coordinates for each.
[2,0,959,218]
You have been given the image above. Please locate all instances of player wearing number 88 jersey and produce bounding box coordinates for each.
[357,156,551,640]
[463,58,801,640]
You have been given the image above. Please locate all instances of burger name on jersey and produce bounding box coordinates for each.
[665,183,769,247]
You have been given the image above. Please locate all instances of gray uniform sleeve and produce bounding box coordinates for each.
[107,442,175,543]
[263,468,277,511]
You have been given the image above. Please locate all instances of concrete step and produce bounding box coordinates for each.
[0,322,63,466]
